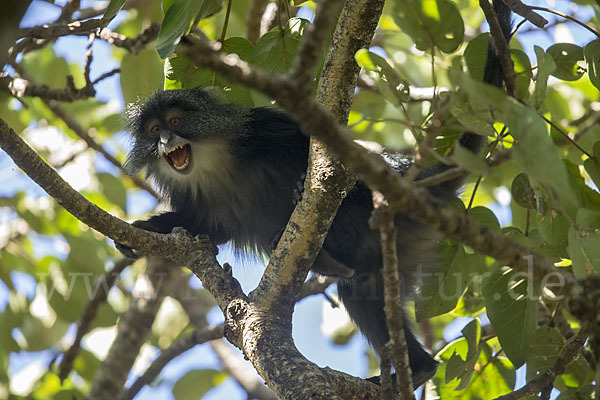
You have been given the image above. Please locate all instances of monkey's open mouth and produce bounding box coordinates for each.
[163,143,192,172]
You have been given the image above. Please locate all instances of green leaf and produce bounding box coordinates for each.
[21,47,70,89]
[416,242,483,320]
[511,173,537,210]
[505,102,578,216]
[547,43,585,81]
[483,265,537,367]
[435,339,515,398]
[53,390,86,400]
[468,206,501,232]
[103,0,128,20]
[511,49,533,101]
[530,46,556,108]
[450,142,491,175]
[156,0,223,58]
[120,49,164,104]
[525,326,564,381]
[584,39,600,90]
[537,209,569,246]
[98,173,128,213]
[73,350,101,381]
[20,315,70,351]
[445,319,481,389]
[568,226,600,277]
[165,39,254,105]
[393,0,464,53]
[251,18,307,73]
[449,71,577,224]
[222,36,255,61]
[583,141,600,188]
[172,369,227,400]
[63,231,109,274]
[463,33,490,81]
[355,49,410,105]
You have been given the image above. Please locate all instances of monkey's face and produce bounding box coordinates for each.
[145,109,193,173]
[125,89,246,197]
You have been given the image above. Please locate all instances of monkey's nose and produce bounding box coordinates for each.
[160,131,172,144]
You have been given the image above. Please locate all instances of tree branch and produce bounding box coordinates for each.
[0,74,96,101]
[17,17,107,39]
[371,193,414,399]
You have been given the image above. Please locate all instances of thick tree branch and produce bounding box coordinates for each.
[210,339,278,400]
[170,276,278,400]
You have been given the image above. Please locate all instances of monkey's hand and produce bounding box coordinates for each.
[114,219,157,259]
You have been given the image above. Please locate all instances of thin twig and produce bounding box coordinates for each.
[17,17,107,39]
[84,33,95,89]
[371,192,415,399]
[219,0,233,42]
[0,74,96,101]
[92,68,121,85]
[540,114,593,158]
[529,6,600,38]
[379,343,395,400]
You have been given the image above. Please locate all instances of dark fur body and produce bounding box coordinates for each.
[118,0,511,386]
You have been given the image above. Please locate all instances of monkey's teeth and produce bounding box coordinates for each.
[164,143,191,172]
[173,158,189,170]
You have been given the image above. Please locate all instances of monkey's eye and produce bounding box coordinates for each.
[169,117,180,126]
[149,124,161,134]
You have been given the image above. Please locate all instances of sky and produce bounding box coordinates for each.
[2,0,597,398]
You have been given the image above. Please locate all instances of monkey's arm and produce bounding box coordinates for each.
[115,211,203,259]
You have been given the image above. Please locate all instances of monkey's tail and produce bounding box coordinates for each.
[424,0,512,193]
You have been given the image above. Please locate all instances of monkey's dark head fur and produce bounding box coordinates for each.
[122,88,310,254]
[124,89,252,199]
